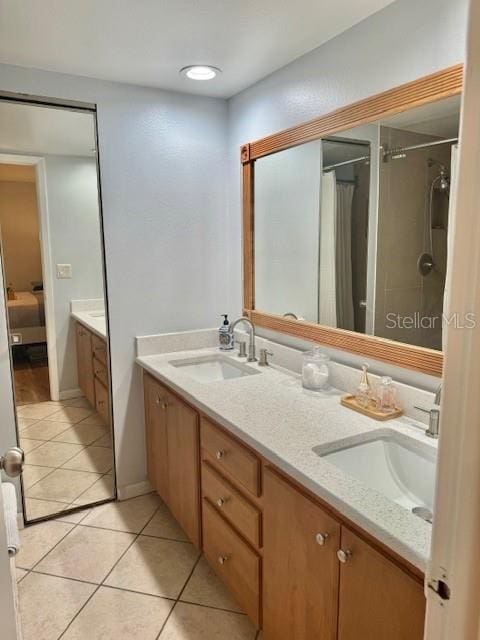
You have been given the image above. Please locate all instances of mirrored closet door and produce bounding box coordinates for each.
[0,99,115,522]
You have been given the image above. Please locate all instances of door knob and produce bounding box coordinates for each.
[0,447,24,478]
[337,549,352,563]
[315,532,329,546]
[218,555,228,565]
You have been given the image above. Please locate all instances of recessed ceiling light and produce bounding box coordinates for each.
[180,65,221,81]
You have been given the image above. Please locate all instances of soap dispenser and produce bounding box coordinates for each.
[218,314,234,351]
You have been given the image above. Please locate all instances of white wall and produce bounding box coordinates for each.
[255,140,321,322]
[0,179,42,291]
[43,155,104,394]
[0,65,229,493]
[227,0,468,389]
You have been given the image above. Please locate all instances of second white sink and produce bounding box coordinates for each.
[169,354,260,383]
[314,429,437,515]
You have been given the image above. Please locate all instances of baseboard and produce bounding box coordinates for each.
[117,480,153,501]
[59,387,83,400]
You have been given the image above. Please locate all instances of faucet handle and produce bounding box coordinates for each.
[259,348,273,367]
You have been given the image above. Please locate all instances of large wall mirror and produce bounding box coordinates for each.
[0,99,115,522]
[242,65,464,376]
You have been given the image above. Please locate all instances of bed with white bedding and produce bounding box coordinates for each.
[7,291,46,345]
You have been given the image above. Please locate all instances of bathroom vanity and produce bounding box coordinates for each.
[138,344,433,640]
[73,312,111,427]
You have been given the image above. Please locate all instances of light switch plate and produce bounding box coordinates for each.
[56,264,72,279]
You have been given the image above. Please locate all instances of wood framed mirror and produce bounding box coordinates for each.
[241,65,464,377]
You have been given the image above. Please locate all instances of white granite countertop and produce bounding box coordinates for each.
[136,346,436,572]
[71,310,107,339]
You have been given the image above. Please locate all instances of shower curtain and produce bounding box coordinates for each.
[335,182,355,331]
[319,171,355,330]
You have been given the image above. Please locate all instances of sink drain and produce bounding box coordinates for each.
[412,506,433,523]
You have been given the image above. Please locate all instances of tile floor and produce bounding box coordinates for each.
[15,493,261,640]
[17,398,114,520]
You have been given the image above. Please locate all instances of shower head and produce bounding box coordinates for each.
[428,158,450,193]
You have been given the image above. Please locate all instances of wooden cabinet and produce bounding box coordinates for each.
[263,468,340,640]
[143,372,201,547]
[203,499,261,626]
[263,467,425,640]
[337,527,425,640]
[76,323,95,406]
[142,375,426,638]
[75,321,111,427]
[143,373,169,499]
[166,392,200,546]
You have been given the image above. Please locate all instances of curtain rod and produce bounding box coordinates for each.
[383,137,458,160]
[323,154,370,172]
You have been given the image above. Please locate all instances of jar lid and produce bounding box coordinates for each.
[303,346,329,361]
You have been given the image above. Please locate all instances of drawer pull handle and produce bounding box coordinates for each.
[337,549,352,564]
[216,449,226,460]
[216,497,226,507]
[218,555,228,565]
[315,532,329,546]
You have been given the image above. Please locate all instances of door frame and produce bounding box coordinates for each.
[424,0,480,636]
[0,153,60,401]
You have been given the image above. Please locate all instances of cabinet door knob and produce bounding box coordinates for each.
[215,449,225,460]
[218,555,228,565]
[161,402,168,410]
[337,549,352,563]
[155,396,162,405]
[216,497,226,507]
[315,532,329,546]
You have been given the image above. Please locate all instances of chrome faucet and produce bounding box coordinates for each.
[415,384,442,439]
[229,317,257,362]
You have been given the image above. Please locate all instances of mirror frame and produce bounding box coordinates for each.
[241,64,464,377]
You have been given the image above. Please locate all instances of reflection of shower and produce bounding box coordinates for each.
[418,158,450,276]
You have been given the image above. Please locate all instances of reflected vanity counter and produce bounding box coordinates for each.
[136,332,436,572]
[71,299,106,339]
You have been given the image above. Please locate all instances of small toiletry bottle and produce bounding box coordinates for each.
[218,314,234,351]
[355,364,371,408]
[376,376,396,413]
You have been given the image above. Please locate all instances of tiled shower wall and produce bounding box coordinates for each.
[374,126,451,350]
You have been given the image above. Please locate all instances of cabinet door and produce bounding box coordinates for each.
[263,468,340,640]
[338,527,425,640]
[76,323,95,407]
[143,374,169,501]
[166,393,201,547]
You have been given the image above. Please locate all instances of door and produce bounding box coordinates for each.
[337,527,425,640]
[166,392,200,547]
[143,374,169,500]
[263,467,340,640]
[0,479,19,640]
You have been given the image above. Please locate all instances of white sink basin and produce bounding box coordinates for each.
[169,355,260,383]
[314,429,437,516]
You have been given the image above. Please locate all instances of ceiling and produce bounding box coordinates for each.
[0,102,96,157]
[0,0,396,99]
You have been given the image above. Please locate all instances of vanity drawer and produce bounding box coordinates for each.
[92,334,107,366]
[201,418,261,497]
[93,357,108,388]
[95,377,110,425]
[202,461,261,548]
[203,499,261,626]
